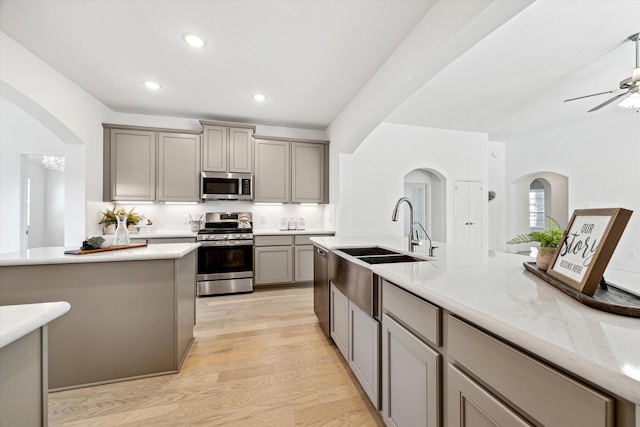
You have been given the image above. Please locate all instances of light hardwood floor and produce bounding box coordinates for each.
[48,285,385,426]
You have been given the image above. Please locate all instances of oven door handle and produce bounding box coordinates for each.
[198,240,254,247]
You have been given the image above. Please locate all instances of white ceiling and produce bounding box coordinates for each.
[0,0,434,130]
[1,0,638,138]
[385,1,640,139]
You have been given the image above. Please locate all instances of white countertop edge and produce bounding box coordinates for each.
[253,229,335,236]
[0,301,71,348]
[128,231,197,239]
[0,243,200,266]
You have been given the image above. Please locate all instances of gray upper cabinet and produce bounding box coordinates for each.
[103,125,201,202]
[108,128,157,201]
[201,125,227,172]
[228,127,253,173]
[201,122,254,173]
[157,132,201,202]
[254,139,291,203]
[254,138,328,203]
[291,142,325,203]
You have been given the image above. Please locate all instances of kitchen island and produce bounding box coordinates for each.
[0,243,198,390]
[313,236,640,426]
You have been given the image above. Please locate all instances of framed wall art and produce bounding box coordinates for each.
[547,208,633,296]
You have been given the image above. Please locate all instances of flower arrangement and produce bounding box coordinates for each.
[507,216,564,253]
[99,205,143,227]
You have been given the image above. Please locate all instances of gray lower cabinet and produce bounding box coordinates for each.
[330,282,380,409]
[254,138,328,203]
[254,235,329,285]
[448,315,616,427]
[382,313,440,427]
[349,298,380,408]
[448,364,530,427]
[0,327,48,427]
[330,282,349,359]
[254,245,293,285]
[103,125,201,202]
[382,280,441,426]
[294,241,314,282]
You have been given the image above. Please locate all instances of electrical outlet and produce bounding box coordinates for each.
[260,216,266,224]
[318,215,324,223]
[629,251,637,259]
[184,215,190,224]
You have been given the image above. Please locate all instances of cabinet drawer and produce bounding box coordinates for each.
[448,316,614,427]
[382,280,440,347]
[294,235,314,245]
[254,235,293,246]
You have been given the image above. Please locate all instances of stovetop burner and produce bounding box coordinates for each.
[196,212,253,240]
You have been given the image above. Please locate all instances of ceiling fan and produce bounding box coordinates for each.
[564,32,640,112]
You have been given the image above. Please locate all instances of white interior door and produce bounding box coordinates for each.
[455,180,482,247]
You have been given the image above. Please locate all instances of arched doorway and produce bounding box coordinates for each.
[403,168,446,242]
[509,171,569,252]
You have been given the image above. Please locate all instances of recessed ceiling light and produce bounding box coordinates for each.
[184,34,205,48]
[253,94,266,102]
[144,81,161,90]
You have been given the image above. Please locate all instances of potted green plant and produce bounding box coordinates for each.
[507,217,565,270]
[99,205,143,234]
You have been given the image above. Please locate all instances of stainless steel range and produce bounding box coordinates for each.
[196,212,253,296]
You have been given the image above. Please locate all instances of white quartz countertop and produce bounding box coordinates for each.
[0,243,200,266]
[253,229,335,236]
[311,235,640,405]
[0,301,70,348]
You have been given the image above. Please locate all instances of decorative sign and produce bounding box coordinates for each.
[548,208,632,295]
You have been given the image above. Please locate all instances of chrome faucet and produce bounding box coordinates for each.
[391,197,421,252]
[412,221,437,257]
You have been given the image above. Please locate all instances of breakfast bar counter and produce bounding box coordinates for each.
[0,244,198,390]
[312,236,640,413]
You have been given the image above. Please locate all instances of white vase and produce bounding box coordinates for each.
[113,214,130,246]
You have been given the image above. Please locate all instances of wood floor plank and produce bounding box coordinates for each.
[48,285,385,426]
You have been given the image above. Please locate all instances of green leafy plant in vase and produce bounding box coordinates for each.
[507,217,565,270]
[99,205,143,234]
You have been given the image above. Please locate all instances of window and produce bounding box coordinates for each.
[529,179,545,229]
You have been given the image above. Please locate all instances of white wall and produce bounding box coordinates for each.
[339,122,489,245]
[505,111,640,272]
[487,141,506,251]
[0,99,71,252]
[1,32,113,251]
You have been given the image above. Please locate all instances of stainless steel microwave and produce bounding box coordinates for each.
[201,172,253,201]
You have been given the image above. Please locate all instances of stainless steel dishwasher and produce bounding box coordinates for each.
[313,244,330,336]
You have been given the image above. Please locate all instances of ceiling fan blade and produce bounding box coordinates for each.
[587,90,630,112]
[564,89,626,102]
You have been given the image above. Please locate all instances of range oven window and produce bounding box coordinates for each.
[198,244,253,275]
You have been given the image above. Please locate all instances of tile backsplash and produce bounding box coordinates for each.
[87,201,334,236]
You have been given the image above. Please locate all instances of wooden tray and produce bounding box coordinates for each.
[64,243,148,255]
[523,262,640,318]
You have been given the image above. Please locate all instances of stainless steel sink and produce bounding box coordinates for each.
[338,246,399,257]
[329,247,426,320]
[357,254,423,264]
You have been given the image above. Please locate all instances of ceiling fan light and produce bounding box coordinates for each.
[618,92,640,109]
[184,34,205,48]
